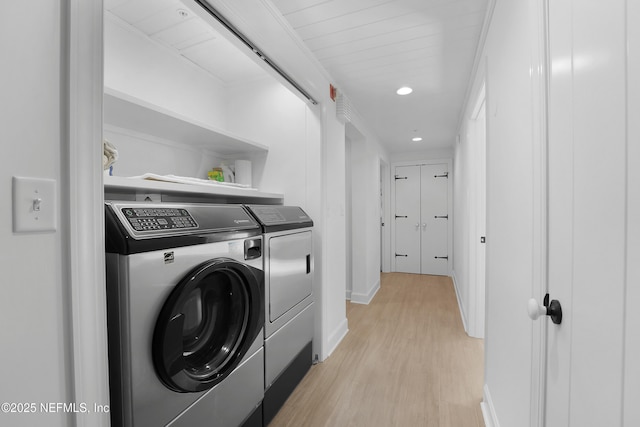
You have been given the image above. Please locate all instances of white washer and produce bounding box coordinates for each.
[105,202,265,427]
[244,205,314,425]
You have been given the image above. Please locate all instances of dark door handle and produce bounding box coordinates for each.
[395,253,408,257]
[528,294,563,324]
[434,215,448,219]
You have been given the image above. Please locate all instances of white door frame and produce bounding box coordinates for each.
[529,0,550,425]
[379,157,391,273]
[390,158,453,274]
[66,0,110,425]
[467,84,487,339]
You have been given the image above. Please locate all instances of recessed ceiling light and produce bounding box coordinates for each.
[396,86,413,95]
[412,137,423,142]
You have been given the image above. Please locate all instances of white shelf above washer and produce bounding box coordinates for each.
[103,87,269,155]
[104,175,283,204]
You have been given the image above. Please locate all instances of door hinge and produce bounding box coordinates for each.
[434,172,449,178]
[434,256,449,260]
[434,215,448,219]
[395,175,408,180]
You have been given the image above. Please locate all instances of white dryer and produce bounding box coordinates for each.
[105,202,265,427]
[244,205,314,425]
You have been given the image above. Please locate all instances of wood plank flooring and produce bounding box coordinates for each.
[269,272,485,427]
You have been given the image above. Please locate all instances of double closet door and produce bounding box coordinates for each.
[394,163,449,275]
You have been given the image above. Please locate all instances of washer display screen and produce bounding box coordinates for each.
[121,207,198,232]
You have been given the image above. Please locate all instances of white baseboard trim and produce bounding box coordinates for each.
[481,384,500,427]
[345,289,352,300]
[324,317,349,360]
[451,271,469,334]
[350,279,380,305]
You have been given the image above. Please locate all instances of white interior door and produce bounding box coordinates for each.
[420,164,449,275]
[394,165,420,273]
[543,0,638,425]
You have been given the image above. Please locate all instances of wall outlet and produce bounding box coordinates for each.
[12,176,57,233]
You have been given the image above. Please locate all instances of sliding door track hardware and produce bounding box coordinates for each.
[193,0,318,105]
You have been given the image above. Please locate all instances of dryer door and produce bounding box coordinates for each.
[268,231,313,322]
[152,258,264,393]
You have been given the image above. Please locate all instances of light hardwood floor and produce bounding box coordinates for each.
[269,272,485,427]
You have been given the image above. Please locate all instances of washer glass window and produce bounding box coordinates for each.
[181,270,248,378]
[153,259,262,393]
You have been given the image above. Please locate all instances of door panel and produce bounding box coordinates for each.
[546,0,629,425]
[624,2,640,425]
[268,231,312,322]
[394,165,421,273]
[421,164,449,275]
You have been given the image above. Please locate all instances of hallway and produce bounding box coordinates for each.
[270,273,484,427]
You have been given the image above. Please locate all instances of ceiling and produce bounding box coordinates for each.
[105,0,489,155]
[270,0,489,153]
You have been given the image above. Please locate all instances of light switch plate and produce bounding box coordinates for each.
[12,176,57,233]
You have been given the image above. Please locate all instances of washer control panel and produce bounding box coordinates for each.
[121,207,198,232]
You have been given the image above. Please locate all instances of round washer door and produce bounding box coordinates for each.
[152,258,264,393]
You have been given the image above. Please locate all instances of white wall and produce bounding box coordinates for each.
[452,81,486,338]
[390,148,454,164]
[104,14,228,129]
[226,78,309,204]
[346,116,389,305]
[0,1,72,425]
[104,127,220,178]
[452,125,472,331]
[322,101,349,356]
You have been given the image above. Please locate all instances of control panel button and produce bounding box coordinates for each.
[121,207,198,233]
